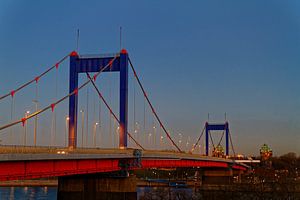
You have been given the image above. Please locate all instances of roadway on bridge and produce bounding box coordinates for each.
[0,146,248,181]
[0,146,247,166]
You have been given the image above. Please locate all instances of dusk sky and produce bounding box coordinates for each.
[0,1,299,156]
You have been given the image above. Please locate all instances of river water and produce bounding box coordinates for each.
[0,187,193,200]
[0,187,57,199]
[0,186,298,199]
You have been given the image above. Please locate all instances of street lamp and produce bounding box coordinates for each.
[93,122,99,148]
[160,136,164,149]
[135,122,140,141]
[116,125,120,147]
[186,141,189,150]
[65,116,69,147]
[178,133,182,149]
[98,122,102,148]
[80,109,84,147]
[153,125,156,148]
[24,111,30,146]
[186,136,190,151]
[32,100,38,146]
[148,133,152,147]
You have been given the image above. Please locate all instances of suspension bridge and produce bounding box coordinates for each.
[0,49,248,199]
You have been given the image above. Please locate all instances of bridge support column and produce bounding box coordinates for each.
[205,122,209,156]
[69,53,79,149]
[57,173,137,200]
[225,122,229,156]
[119,50,128,149]
[202,169,233,185]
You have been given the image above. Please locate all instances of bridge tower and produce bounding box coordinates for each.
[205,122,229,156]
[69,50,128,149]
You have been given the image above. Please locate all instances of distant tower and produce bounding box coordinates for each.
[212,144,225,158]
[260,144,273,161]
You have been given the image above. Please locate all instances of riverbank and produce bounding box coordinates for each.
[0,179,57,187]
[1,178,300,192]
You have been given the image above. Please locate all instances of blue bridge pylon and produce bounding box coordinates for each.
[205,122,229,156]
[69,49,128,149]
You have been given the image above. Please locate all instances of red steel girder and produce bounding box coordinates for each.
[0,159,120,181]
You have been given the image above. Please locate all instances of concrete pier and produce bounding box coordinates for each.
[202,169,234,185]
[57,173,137,200]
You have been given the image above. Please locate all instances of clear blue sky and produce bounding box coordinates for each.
[0,1,299,155]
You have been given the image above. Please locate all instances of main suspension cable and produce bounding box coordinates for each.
[228,129,236,157]
[128,58,182,152]
[0,55,117,132]
[86,73,145,150]
[190,125,205,153]
[0,52,71,101]
[209,130,215,149]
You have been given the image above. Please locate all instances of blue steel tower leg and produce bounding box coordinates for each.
[119,50,128,149]
[69,53,79,149]
[205,122,209,156]
[225,122,229,156]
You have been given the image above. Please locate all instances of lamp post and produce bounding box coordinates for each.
[98,122,101,147]
[135,122,140,142]
[153,125,156,148]
[185,136,191,151]
[93,122,99,148]
[80,109,84,147]
[178,133,182,149]
[24,111,30,146]
[134,128,138,137]
[186,140,189,152]
[116,125,120,148]
[32,100,38,146]
[160,136,164,149]
[148,133,152,147]
[65,116,69,147]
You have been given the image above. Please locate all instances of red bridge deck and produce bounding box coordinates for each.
[0,147,248,181]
